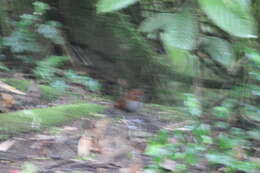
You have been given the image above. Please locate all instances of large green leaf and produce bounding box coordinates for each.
[199,0,257,38]
[203,37,235,67]
[165,46,199,76]
[97,0,138,13]
[139,13,175,33]
[161,8,198,50]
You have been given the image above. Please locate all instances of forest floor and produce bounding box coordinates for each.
[0,77,189,173]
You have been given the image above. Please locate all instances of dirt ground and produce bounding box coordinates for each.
[0,104,171,173]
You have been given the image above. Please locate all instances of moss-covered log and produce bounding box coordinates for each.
[0,103,105,139]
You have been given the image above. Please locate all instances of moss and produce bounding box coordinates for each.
[38,85,62,101]
[0,103,105,137]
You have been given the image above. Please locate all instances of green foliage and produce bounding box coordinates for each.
[145,94,259,173]
[38,85,62,101]
[2,1,64,56]
[97,0,138,13]
[0,62,10,71]
[139,13,175,33]
[184,94,202,117]
[199,0,257,38]
[212,106,231,120]
[34,56,69,81]
[37,21,65,45]
[140,7,198,50]
[65,70,101,92]
[33,1,50,15]
[161,7,198,50]
[34,58,101,93]
[3,30,40,53]
[50,80,69,93]
[202,37,236,67]
[246,48,260,66]
[97,1,260,172]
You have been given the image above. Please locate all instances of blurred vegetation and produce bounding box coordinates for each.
[0,103,104,139]
[0,0,259,172]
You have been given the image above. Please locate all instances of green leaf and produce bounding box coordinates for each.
[193,124,211,136]
[139,13,175,33]
[37,21,65,45]
[144,144,167,157]
[201,135,213,144]
[161,8,198,50]
[247,129,260,141]
[33,1,50,15]
[203,37,235,67]
[199,0,257,38]
[207,153,259,172]
[229,128,246,136]
[97,0,138,13]
[3,31,40,53]
[172,152,186,160]
[0,62,10,71]
[212,106,231,120]
[166,47,199,76]
[245,48,260,66]
[214,121,230,130]
[206,153,236,165]
[184,94,202,117]
[216,134,241,149]
[230,160,259,173]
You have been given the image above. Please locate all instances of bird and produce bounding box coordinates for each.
[114,89,144,112]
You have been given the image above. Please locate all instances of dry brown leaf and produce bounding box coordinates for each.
[77,135,92,157]
[93,119,111,138]
[0,140,15,151]
[63,126,78,131]
[120,163,143,173]
[128,161,143,173]
[99,136,130,163]
[233,147,246,160]
[1,93,15,108]
[159,159,178,171]
[0,81,26,95]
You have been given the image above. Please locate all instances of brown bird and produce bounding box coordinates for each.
[114,89,144,112]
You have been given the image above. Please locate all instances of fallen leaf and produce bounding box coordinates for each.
[77,135,92,157]
[128,161,143,173]
[233,146,246,160]
[159,159,178,171]
[30,134,56,140]
[93,119,111,138]
[99,136,130,162]
[0,140,15,151]
[63,126,78,131]
[0,81,26,95]
[1,93,15,108]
